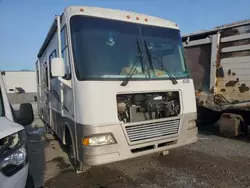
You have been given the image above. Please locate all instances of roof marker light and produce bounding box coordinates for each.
[145,18,148,22]
[126,15,131,19]
[136,17,139,20]
[80,8,84,12]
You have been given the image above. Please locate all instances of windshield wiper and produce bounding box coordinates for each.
[120,39,144,86]
[143,40,178,85]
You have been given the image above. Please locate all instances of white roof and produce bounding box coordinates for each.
[65,6,179,30]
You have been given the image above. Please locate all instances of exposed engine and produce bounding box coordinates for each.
[117,91,180,123]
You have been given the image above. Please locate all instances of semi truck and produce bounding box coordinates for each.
[182,19,250,136]
[36,6,198,173]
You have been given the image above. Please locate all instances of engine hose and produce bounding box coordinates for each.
[213,94,233,105]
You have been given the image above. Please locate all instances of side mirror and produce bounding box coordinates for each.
[17,103,34,126]
[51,57,65,77]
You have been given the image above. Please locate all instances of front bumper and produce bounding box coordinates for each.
[77,112,198,166]
[0,163,29,188]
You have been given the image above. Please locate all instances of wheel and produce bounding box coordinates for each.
[198,106,221,125]
[65,129,90,173]
[44,123,52,134]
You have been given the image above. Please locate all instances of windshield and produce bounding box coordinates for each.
[70,15,190,80]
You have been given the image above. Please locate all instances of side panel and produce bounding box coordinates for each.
[37,15,76,147]
[184,44,211,93]
[216,24,250,104]
[39,58,50,124]
[35,61,41,116]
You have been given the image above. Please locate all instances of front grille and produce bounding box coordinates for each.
[125,119,180,142]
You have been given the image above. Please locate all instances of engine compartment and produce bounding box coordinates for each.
[117,91,181,123]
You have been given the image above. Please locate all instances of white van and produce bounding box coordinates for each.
[0,72,34,188]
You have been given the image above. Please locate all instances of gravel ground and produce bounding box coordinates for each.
[25,120,250,188]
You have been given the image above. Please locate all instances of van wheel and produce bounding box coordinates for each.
[65,130,90,173]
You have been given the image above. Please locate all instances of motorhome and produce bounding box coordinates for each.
[36,6,198,172]
[0,72,34,188]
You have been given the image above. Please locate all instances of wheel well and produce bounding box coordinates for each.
[64,126,71,146]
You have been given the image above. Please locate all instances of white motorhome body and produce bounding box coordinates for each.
[36,6,198,171]
[0,72,34,188]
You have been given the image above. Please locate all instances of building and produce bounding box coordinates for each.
[1,70,37,104]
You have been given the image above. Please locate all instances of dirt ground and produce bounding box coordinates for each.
[26,119,250,188]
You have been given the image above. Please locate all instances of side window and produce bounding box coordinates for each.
[45,63,49,87]
[49,50,57,62]
[0,90,4,117]
[49,50,57,78]
[36,68,39,85]
[61,26,71,77]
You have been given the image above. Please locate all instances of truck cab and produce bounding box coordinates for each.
[0,72,34,188]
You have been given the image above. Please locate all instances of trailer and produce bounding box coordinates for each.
[182,19,250,136]
[36,6,198,173]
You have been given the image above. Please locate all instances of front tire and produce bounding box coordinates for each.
[198,106,221,125]
[65,130,90,173]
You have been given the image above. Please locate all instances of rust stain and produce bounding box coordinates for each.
[221,51,250,58]
[220,38,250,48]
[220,88,226,92]
[210,87,214,93]
[225,80,238,87]
[227,69,231,75]
[216,34,221,68]
[199,100,204,106]
[216,33,223,87]
[216,66,224,78]
[195,91,201,96]
[232,72,236,76]
[238,84,249,93]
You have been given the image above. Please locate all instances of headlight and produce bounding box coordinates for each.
[0,130,28,177]
[82,133,116,146]
[187,119,197,130]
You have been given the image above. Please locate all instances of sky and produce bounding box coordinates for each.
[0,0,250,71]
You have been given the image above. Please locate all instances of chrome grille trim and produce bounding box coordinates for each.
[125,119,180,142]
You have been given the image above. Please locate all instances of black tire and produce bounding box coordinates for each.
[65,130,77,168]
[198,106,221,125]
[44,123,52,134]
[65,129,90,173]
